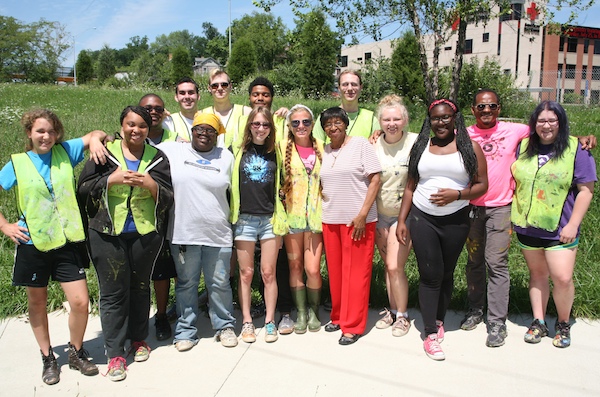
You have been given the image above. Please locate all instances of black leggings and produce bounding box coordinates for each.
[408,205,470,335]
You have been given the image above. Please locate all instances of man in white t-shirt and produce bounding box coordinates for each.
[162,77,200,142]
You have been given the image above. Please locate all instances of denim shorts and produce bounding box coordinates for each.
[376,213,398,229]
[289,225,312,235]
[234,214,276,241]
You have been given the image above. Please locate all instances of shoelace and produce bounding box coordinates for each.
[102,357,127,377]
[426,337,443,354]
[130,341,151,357]
[265,322,277,334]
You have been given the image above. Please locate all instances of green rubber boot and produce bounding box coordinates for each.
[307,287,322,332]
[291,287,308,334]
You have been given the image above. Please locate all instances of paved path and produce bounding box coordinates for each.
[1,308,598,396]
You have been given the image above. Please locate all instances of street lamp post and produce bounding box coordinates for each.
[73,27,96,86]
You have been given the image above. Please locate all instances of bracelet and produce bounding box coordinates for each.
[457,190,462,200]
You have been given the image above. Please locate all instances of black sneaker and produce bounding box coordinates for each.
[460,308,484,331]
[524,319,549,343]
[486,322,507,347]
[250,301,266,318]
[553,321,571,348]
[155,313,172,341]
[41,347,60,385]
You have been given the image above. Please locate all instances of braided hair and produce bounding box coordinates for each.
[407,99,478,183]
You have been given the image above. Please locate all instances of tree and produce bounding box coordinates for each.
[130,51,172,88]
[295,9,341,97]
[230,12,287,71]
[151,30,206,59]
[96,44,116,83]
[206,35,229,65]
[227,37,257,83]
[75,50,94,84]
[391,31,426,103]
[255,0,594,103]
[115,35,149,67]
[170,46,193,84]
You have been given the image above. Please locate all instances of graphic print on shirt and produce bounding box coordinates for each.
[243,153,273,183]
[480,135,507,162]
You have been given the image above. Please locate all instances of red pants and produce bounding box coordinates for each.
[323,222,375,334]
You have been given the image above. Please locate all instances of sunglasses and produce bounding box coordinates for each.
[475,103,499,111]
[143,106,164,113]
[291,119,312,128]
[250,122,271,129]
[192,126,217,135]
[210,82,230,89]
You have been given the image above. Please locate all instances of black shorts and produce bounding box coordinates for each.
[151,244,177,280]
[13,243,87,287]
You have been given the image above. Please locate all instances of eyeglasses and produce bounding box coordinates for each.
[143,106,164,113]
[210,82,230,90]
[291,119,312,128]
[536,119,559,126]
[475,103,499,111]
[250,121,271,129]
[323,120,346,130]
[430,115,454,123]
[192,126,217,135]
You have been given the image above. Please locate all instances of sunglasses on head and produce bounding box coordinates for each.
[143,105,164,113]
[291,119,312,128]
[475,103,499,111]
[210,82,230,89]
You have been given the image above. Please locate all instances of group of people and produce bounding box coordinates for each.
[0,69,596,386]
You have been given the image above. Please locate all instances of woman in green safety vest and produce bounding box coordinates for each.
[0,109,107,385]
[512,101,596,349]
[78,106,173,382]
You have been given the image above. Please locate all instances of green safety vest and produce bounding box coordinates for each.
[172,112,193,141]
[12,145,85,251]
[313,108,378,143]
[511,136,577,231]
[106,140,159,235]
[203,104,247,148]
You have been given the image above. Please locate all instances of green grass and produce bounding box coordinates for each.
[0,83,599,319]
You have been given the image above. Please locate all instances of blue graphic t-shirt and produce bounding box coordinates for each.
[239,143,276,216]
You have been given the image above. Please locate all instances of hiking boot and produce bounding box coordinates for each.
[41,347,60,385]
[423,334,445,361]
[241,322,256,343]
[264,321,278,343]
[107,356,127,382]
[460,308,484,331]
[278,314,295,335]
[553,321,571,348]
[392,316,411,337]
[131,341,151,362]
[375,308,395,329]
[486,322,507,348]
[155,313,172,341]
[436,320,445,343]
[217,327,238,348]
[524,319,549,344]
[68,342,99,376]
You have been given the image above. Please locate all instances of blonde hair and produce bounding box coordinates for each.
[21,109,65,151]
[376,94,409,126]
[209,69,230,84]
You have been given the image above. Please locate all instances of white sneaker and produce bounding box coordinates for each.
[218,327,238,347]
[175,340,195,352]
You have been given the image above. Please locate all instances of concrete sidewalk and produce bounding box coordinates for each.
[0,307,598,397]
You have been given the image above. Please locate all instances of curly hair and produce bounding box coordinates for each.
[407,99,478,183]
[281,105,322,203]
[241,107,276,153]
[376,94,409,131]
[524,100,570,159]
[21,109,65,151]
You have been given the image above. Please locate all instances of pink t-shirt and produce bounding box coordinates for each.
[467,121,530,207]
[295,144,316,174]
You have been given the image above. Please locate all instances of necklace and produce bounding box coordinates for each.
[330,137,349,168]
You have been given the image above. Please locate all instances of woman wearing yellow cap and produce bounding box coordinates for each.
[156,113,238,351]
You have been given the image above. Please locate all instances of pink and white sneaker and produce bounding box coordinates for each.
[424,334,445,361]
[436,320,445,343]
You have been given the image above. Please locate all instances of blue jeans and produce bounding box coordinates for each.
[171,244,235,343]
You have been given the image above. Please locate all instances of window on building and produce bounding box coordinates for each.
[565,64,576,79]
[504,69,511,75]
[365,52,372,63]
[592,66,600,80]
[591,90,600,104]
[559,37,565,51]
[583,65,587,79]
[465,39,473,54]
[483,33,490,43]
[595,40,600,55]
[513,3,523,19]
[444,46,452,51]
[584,39,589,54]
[567,38,578,53]
[340,55,348,67]
[357,57,363,63]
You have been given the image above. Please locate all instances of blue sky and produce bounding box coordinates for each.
[3,0,600,66]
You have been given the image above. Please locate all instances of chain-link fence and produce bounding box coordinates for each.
[514,69,600,105]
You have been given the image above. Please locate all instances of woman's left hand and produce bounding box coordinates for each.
[348,214,367,241]
[559,223,578,244]
[430,188,459,207]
